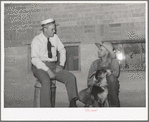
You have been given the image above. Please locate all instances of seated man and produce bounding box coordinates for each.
[31,18,79,107]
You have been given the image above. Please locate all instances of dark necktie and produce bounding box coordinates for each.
[47,38,52,58]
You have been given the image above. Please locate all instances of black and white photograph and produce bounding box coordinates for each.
[1,1,148,121]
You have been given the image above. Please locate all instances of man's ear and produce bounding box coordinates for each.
[43,27,47,32]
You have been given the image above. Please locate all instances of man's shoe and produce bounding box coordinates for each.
[69,97,78,107]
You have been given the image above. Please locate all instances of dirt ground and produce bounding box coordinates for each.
[4,71,146,108]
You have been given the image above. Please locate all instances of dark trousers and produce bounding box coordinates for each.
[32,62,78,107]
[107,75,120,107]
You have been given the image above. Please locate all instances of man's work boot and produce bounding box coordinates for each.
[69,97,78,107]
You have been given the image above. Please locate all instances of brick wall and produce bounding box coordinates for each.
[4,46,32,106]
[4,46,30,79]
[4,3,146,47]
[80,44,98,73]
[4,2,146,79]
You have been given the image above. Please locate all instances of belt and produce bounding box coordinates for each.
[42,61,56,63]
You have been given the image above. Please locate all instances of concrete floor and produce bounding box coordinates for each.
[4,71,146,108]
[55,71,146,107]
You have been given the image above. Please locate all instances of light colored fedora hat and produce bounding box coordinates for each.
[95,42,116,58]
[41,18,59,26]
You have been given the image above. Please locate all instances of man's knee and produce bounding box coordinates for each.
[41,79,51,86]
[67,71,76,82]
[33,68,51,85]
[37,76,51,86]
[107,75,117,83]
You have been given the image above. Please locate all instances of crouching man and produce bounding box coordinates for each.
[79,42,120,107]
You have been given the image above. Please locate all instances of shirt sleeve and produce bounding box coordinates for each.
[111,59,120,77]
[31,38,49,71]
[87,60,98,86]
[56,36,66,66]
[59,48,66,66]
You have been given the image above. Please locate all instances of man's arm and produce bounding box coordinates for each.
[111,59,120,78]
[56,36,66,72]
[31,39,55,78]
[106,59,120,82]
[87,61,98,87]
[31,39,49,71]
[59,48,66,67]
[56,48,66,72]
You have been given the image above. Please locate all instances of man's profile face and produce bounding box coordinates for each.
[98,46,108,58]
[44,23,56,37]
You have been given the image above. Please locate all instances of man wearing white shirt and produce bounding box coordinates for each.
[31,18,78,107]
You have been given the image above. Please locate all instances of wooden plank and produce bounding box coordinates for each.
[103,39,145,44]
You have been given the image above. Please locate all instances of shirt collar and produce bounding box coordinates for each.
[107,57,112,64]
[99,57,112,64]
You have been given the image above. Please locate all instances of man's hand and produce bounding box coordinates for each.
[106,74,117,82]
[94,80,99,84]
[88,80,96,88]
[87,81,93,88]
[56,65,64,73]
[107,69,111,76]
[86,87,92,93]
[47,69,56,79]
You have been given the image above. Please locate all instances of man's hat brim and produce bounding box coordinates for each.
[95,42,116,58]
[41,18,59,26]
